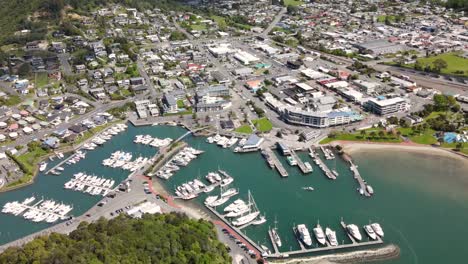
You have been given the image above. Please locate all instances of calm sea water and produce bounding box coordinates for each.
[1,124,467,264]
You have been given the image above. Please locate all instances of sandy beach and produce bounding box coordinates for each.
[332,141,468,163]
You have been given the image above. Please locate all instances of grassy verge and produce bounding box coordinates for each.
[320,128,403,144]
[252,117,273,132]
[235,124,253,134]
[0,95,21,106]
[283,0,303,6]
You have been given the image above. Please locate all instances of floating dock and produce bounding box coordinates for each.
[45,153,79,175]
[262,148,288,177]
[267,228,280,254]
[290,150,312,174]
[308,147,336,180]
[349,160,371,197]
[265,220,384,259]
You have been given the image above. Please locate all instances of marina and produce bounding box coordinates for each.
[63,172,115,197]
[133,134,173,148]
[261,148,288,177]
[46,123,128,175]
[2,197,72,224]
[153,147,204,179]
[308,147,336,180]
[0,124,466,264]
[290,150,313,174]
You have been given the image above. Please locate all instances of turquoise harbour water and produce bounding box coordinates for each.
[1,124,467,264]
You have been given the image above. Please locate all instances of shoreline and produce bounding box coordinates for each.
[331,141,468,163]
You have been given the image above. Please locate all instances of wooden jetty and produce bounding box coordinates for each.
[45,153,78,175]
[308,147,336,180]
[263,148,288,177]
[349,160,371,197]
[290,150,312,174]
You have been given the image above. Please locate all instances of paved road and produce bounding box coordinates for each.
[58,54,73,76]
[261,7,287,37]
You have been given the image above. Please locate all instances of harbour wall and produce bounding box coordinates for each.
[270,244,400,264]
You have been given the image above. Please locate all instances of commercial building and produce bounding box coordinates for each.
[283,107,362,128]
[234,51,260,65]
[364,97,409,115]
[354,39,407,55]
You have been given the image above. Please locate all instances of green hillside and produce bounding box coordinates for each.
[0,213,231,264]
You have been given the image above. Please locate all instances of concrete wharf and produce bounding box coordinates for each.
[290,150,312,174]
[308,147,336,180]
[265,220,384,259]
[204,204,264,253]
[262,148,288,177]
[349,160,371,197]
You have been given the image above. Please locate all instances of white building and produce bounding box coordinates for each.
[365,97,409,116]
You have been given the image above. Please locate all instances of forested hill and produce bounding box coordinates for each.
[0,213,231,264]
[0,0,186,45]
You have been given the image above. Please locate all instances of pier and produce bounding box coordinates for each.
[349,160,371,197]
[262,148,288,177]
[267,229,280,254]
[204,204,264,253]
[290,150,312,174]
[45,152,79,175]
[308,147,336,180]
[265,220,384,259]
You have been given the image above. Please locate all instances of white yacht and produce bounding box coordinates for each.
[346,224,362,241]
[371,223,384,237]
[232,211,260,226]
[209,196,230,207]
[252,215,266,225]
[313,224,326,246]
[272,228,282,247]
[221,188,238,198]
[39,162,47,172]
[366,185,374,195]
[364,225,377,240]
[325,227,338,246]
[297,224,313,247]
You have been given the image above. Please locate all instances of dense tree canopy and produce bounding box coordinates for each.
[0,213,231,264]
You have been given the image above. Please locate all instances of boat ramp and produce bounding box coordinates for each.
[265,220,384,259]
[308,147,336,180]
[261,148,288,177]
[290,150,312,174]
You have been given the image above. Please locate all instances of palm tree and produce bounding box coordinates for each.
[360,130,366,137]
[369,131,377,139]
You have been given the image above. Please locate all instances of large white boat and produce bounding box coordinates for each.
[346,224,362,241]
[364,225,378,240]
[297,224,313,247]
[232,211,260,226]
[221,188,238,198]
[325,227,338,246]
[366,185,374,195]
[272,228,282,247]
[39,162,47,172]
[209,196,230,207]
[252,215,266,225]
[371,223,384,237]
[313,224,326,246]
[287,156,297,166]
[224,199,245,212]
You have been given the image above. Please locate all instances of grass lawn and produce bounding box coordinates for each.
[211,15,226,25]
[441,143,468,155]
[398,128,437,145]
[283,0,304,6]
[191,24,206,31]
[252,118,273,132]
[319,128,402,144]
[377,15,396,23]
[163,109,193,116]
[15,147,50,175]
[177,99,185,109]
[235,124,253,134]
[415,52,468,76]
[35,72,49,88]
[0,95,21,106]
